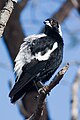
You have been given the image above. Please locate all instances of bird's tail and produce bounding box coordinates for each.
[9,82,33,103]
[9,74,35,103]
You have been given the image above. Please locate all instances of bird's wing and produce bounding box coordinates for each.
[9,34,58,102]
[9,60,47,101]
[14,33,47,80]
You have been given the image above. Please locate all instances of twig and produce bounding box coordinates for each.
[0,0,17,37]
[27,63,69,120]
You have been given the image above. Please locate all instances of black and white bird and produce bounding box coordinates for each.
[9,18,64,103]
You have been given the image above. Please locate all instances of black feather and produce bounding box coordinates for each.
[9,18,64,103]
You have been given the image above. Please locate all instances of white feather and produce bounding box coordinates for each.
[24,33,46,42]
[44,20,52,28]
[32,42,58,61]
[14,33,47,80]
[58,25,62,37]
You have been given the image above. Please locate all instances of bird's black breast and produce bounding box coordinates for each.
[35,44,63,83]
[30,36,54,55]
[12,35,63,96]
[21,35,63,83]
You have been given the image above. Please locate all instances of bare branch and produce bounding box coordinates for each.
[0,0,17,37]
[53,0,73,23]
[27,63,69,120]
[71,68,80,120]
[18,0,29,11]
[70,0,80,13]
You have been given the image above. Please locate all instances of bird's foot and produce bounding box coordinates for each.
[38,86,46,95]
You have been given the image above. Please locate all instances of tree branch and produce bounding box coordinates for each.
[3,0,29,60]
[53,0,73,23]
[27,63,69,120]
[18,0,29,12]
[0,0,17,37]
[71,68,80,120]
[70,0,80,14]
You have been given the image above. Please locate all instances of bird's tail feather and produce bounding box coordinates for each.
[9,74,35,103]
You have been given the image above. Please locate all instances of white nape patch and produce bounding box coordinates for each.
[32,42,58,61]
[58,25,62,37]
[45,20,52,28]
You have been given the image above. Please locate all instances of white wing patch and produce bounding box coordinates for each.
[14,45,32,80]
[32,42,58,61]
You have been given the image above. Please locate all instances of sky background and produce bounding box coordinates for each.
[0,0,80,120]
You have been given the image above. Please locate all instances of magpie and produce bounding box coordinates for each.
[9,18,64,103]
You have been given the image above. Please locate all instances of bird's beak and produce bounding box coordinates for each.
[43,20,52,28]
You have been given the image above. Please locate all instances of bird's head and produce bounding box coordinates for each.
[43,18,62,37]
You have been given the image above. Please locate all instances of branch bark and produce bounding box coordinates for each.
[0,0,17,37]
[71,68,80,120]
[70,0,80,13]
[27,63,69,120]
[18,0,29,11]
[53,0,73,23]
[3,0,29,60]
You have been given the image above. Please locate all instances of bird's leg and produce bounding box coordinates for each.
[33,80,40,94]
[33,81,45,94]
[37,81,44,88]
[37,81,50,95]
[37,81,48,95]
